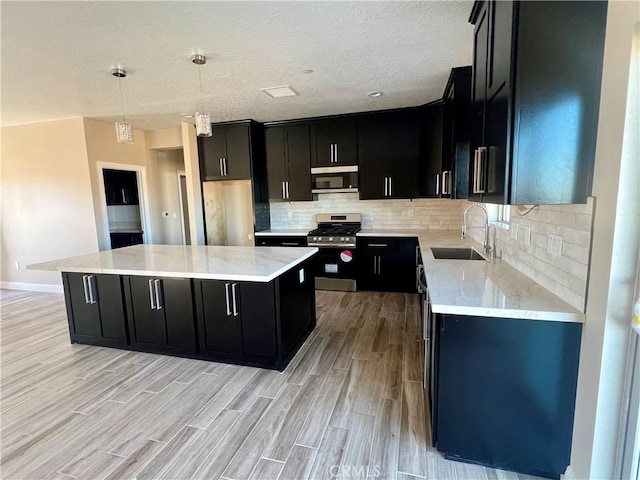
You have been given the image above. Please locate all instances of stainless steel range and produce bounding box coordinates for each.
[308,214,361,292]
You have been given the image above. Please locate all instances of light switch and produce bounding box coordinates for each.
[547,234,563,257]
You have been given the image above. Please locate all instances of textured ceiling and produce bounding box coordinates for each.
[1,1,473,130]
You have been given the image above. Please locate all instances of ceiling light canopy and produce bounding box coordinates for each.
[192,54,212,138]
[367,91,383,98]
[112,67,134,144]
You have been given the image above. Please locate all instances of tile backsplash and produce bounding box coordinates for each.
[269,193,466,230]
[465,198,595,311]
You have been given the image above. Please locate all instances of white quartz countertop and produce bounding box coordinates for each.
[254,229,310,237]
[28,245,318,283]
[358,229,584,322]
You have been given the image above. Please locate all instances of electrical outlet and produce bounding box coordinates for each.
[547,234,563,257]
[510,223,519,240]
[408,209,414,218]
[523,226,532,245]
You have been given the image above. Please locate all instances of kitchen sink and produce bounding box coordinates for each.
[431,247,486,261]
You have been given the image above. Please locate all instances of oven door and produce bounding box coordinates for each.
[314,247,357,291]
[311,166,358,193]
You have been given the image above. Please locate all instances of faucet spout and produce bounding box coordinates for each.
[461,203,490,254]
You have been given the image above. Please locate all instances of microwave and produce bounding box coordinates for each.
[311,166,359,193]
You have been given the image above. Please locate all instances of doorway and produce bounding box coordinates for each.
[178,172,191,245]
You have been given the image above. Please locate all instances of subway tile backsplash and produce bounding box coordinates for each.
[269,193,466,230]
[465,198,595,311]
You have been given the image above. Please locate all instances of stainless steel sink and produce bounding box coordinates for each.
[431,247,485,261]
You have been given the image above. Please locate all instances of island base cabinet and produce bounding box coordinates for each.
[194,280,278,367]
[435,314,582,480]
[124,276,196,356]
[62,273,128,347]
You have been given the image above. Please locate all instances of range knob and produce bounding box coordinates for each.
[341,237,346,241]
[329,237,334,241]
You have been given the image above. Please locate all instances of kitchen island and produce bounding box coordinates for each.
[29,245,318,371]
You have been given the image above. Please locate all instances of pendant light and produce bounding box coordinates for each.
[192,54,212,137]
[112,68,134,144]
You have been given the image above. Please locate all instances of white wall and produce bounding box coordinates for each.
[149,149,186,245]
[270,193,465,231]
[1,118,99,288]
[181,122,205,245]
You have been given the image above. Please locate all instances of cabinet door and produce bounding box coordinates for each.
[486,1,514,100]
[420,105,445,198]
[312,119,357,167]
[278,261,315,363]
[197,280,242,357]
[65,273,100,343]
[94,274,128,346]
[285,125,312,201]
[198,129,227,180]
[397,238,419,293]
[238,283,277,360]
[224,125,252,180]
[388,114,421,199]
[126,277,164,348]
[265,127,287,201]
[358,117,389,200]
[160,278,196,354]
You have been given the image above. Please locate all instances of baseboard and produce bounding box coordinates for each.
[0,281,63,294]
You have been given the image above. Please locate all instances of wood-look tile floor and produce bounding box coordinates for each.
[1,289,542,480]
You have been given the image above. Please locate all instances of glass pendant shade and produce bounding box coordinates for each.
[115,121,134,143]
[195,112,212,137]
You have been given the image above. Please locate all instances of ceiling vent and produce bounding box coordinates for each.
[261,85,299,99]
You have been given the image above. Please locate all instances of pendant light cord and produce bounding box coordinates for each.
[198,64,205,112]
[118,77,126,123]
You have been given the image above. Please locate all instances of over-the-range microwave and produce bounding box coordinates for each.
[311,166,358,193]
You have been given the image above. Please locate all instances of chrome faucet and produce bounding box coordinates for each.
[461,203,491,254]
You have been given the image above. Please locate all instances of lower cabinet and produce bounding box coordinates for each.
[62,273,128,347]
[357,237,419,293]
[123,276,197,355]
[255,235,308,247]
[433,313,582,479]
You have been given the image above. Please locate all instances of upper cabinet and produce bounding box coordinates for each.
[198,121,254,181]
[469,0,606,205]
[310,118,358,167]
[103,169,139,206]
[418,102,445,199]
[358,110,422,200]
[265,124,312,202]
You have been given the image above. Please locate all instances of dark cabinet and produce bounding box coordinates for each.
[469,0,606,204]
[358,111,422,200]
[195,280,277,365]
[62,273,128,347]
[110,232,143,249]
[198,122,253,181]
[265,124,312,201]
[255,235,308,247]
[357,237,418,293]
[103,169,139,206]
[434,313,582,479]
[419,102,445,198]
[310,118,358,167]
[124,276,196,355]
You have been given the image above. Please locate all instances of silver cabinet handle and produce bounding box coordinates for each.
[415,245,420,265]
[330,144,334,163]
[154,279,162,310]
[373,256,377,275]
[368,243,388,247]
[383,177,387,197]
[121,189,127,204]
[377,256,382,275]
[286,181,290,199]
[232,283,239,317]
[282,181,286,200]
[225,283,232,316]
[82,275,90,304]
[220,158,224,176]
[149,279,156,310]
[334,143,338,163]
[442,170,451,195]
[282,242,299,246]
[88,275,96,304]
[477,147,487,193]
[388,177,392,197]
[473,148,480,193]
[223,158,228,176]
[436,173,440,195]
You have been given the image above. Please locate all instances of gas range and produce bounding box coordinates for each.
[307,214,362,248]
